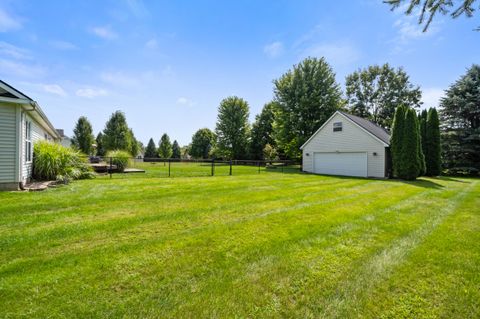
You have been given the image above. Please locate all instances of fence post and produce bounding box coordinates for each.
[168,159,171,177]
[109,157,112,179]
[229,160,232,176]
[211,159,215,176]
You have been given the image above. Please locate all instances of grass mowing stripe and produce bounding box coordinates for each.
[318,180,478,318]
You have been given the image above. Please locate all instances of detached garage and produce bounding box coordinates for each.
[300,111,391,178]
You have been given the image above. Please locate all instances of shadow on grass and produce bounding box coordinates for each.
[398,178,445,189]
[432,176,471,183]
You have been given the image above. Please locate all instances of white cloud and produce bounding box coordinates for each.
[0,58,46,78]
[301,42,360,66]
[263,41,284,58]
[145,38,158,50]
[76,87,108,98]
[100,71,138,87]
[421,88,444,108]
[176,97,195,106]
[43,84,67,97]
[0,8,21,32]
[50,40,77,50]
[91,26,118,40]
[125,0,149,18]
[0,41,30,59]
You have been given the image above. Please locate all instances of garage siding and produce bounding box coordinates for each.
[302,113,386,178]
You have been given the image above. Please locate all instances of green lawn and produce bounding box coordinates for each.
[0,170,479,318]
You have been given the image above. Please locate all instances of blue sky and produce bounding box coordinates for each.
[0,0,479,145]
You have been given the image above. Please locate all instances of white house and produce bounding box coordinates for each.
[300,111,391,178]
[0,80,61,190]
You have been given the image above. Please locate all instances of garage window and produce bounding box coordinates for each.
[333,122,342,132]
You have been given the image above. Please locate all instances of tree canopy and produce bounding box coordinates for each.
[144,138,157,158]
[190,128,216,159]
[273,57,343,159]
[425,108,442,176]
[250,102,278,160]
[158,133,173,158]
[102,111,135,155]
[215,96,250,159]
[385,0,480,31]
[345,64,422,129]
[71,116,95,155]
[95,132,106,157]
[440,64,480,174]
[172,140,181,159]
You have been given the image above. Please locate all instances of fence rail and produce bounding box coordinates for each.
[84,156,301,178]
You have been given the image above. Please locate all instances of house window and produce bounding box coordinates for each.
[25,120,32,162]
[333,122,342,132]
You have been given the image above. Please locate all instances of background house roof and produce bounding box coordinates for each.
[338,111,391,145]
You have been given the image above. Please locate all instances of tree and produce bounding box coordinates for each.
[158,133,173,158]
[190,128,216,159]
[144,138,157,158]
[250,102,278,160]
[398,108,423,180]
[385,0,480,32]
[416,112,426,176]
[128,129,140,157]
[263,143,278,162]
[71,116,95,155]
[172,140,181,159]
[390,105,406,177]
[419,109,428,159]
[440,65,480,174]
[273,57,343,158]
[345,64,422,129]
[215,96,250,159]
[426,108,442,176]
[102,111,134,154]
[95,132,106,157]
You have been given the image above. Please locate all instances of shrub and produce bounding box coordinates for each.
[33,140,94,182]
[105,150,131,172]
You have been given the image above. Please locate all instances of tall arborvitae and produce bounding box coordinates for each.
[426,108,441,176]
[172,140,181,159]
[390,105,406,177]
[419,109,428,158]
[398,108,422,180]
[416,112,426,176]
[144,138,157,158]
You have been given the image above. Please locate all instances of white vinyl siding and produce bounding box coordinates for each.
[20,113,54,182]
[0,103,17,183]
[302,113,386,178]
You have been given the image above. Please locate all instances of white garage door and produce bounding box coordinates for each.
[313,152,367,177]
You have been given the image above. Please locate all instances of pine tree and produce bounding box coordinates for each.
[144,138,157,158]
[71,116,95,155]
[416,112,426,176]
[426,108,441,176]
[102,111,133,154]
[390,105,406,177]
[172,140,181,159]
[398,108,421,180]
[96,132,106,156]
[419,109,428,159]
[158,133,173,158]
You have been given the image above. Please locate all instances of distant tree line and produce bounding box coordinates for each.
[69,58,479,178]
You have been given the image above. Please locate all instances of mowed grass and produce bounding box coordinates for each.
[0,169,478,318]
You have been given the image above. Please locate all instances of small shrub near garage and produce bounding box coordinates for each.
[105,150,132,172]
[33,140,94,182]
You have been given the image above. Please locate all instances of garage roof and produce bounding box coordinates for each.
[338,111,390,145]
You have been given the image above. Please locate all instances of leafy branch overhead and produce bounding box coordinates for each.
[385,0,480,31]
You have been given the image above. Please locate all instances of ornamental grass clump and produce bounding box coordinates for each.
[33,140,94,182]
[105,150,132,172]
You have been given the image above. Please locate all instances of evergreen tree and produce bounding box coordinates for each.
[144,138,157,158]
[398,108,422,180]
[190,128,216,159]
[419,109,428,158]
[273,57,342,158]
[215,96,250,159]
[95,132,106,157]
[172,140,181,159]
[102,111,134,154]
[158,133,173,158]
[426,108,441,176]
[416,113,426,176]
[390,105,406,177]
[440,65,480,175]
[71,116,95,155]
[128,129,140,157]
[250,102,278,160]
